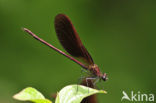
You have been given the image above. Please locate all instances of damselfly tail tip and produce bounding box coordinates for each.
[21,28,33,37]
[21,27,28,31]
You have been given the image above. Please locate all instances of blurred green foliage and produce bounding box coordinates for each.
[0,0,156,103]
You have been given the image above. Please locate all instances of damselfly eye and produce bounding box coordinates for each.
[102,73,107,81]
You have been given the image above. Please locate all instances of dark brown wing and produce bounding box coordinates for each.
[54,14,94,65]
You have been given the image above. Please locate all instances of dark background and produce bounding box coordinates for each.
[0,0,155,103]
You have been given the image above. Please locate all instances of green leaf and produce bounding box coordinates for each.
[13,87,52,103]
[55,85,107,103]
[55,93,59,103]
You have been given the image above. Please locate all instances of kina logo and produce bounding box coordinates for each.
[121,91,154,102]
